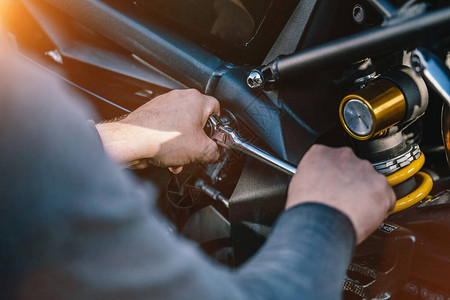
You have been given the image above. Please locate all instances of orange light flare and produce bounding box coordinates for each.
[446,131,450,152]
[443,104,450,168]
[0,0,14,21]
[0,0,25,37]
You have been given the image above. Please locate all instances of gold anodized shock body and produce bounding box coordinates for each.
[339,79,407,140]
[339,79,433,214]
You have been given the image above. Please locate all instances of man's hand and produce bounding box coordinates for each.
[286,145,396,244]
[96,89,221,168]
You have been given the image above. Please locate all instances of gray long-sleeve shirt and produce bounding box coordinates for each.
[0,50,355,299]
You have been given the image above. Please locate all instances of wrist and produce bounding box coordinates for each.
[95,122,150,163]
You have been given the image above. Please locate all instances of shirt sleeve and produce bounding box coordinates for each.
[0,49,355,300]
[86,120,104,150]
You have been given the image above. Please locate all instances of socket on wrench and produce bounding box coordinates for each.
[206,114,297,176]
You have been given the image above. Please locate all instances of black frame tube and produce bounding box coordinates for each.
[261,7,450,88]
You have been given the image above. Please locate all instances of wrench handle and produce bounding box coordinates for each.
[231,139,297,176]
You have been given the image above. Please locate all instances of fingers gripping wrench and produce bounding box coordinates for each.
[207,115,297,176]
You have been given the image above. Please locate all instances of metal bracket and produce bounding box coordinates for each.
[411,48,450,107]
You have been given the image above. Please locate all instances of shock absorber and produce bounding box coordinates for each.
[339,66,433,214]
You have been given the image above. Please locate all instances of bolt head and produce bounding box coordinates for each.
[352,5,365,24]
[411,55,423,74]
[247,70,264,89]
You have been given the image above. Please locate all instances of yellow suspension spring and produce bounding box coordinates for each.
[387,153,433,214]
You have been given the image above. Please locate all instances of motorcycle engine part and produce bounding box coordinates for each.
[344,223,416,299]
[339,67,428,140]
[167,173,204,209]
[207,114,297,176]
[195,179,229,208]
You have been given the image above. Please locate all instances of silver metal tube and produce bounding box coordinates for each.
[231,140,297,176]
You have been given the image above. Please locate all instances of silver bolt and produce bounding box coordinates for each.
[411,55,423,74]
[247,70,264,89]
[352,5,366,24]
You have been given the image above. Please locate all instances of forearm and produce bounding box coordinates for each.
[95,121,180,164]
[95,121,151,163]
[235,203,355,299]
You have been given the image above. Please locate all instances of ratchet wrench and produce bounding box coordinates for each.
[207,115,297,175]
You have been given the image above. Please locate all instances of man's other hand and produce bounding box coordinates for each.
[96,89,221,168]
[286,145,396,244]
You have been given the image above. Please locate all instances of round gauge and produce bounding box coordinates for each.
[342,99,374,137]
